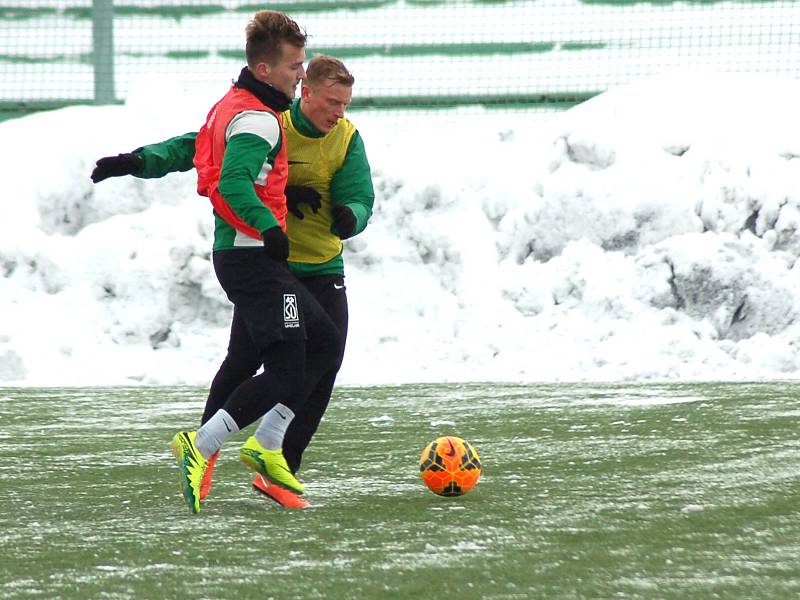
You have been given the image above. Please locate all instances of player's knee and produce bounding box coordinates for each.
[309,320,341,362]
[264,339,306,386]
[219,354,261,380]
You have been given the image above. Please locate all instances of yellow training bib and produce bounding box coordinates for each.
[282,111,356,264]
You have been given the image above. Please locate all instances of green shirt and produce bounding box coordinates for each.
[134,99,374,276]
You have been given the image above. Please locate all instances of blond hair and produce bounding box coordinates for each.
[305,55,354,87]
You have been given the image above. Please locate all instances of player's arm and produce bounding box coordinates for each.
[90,132,198,182]
[217,112,281,233]
[136,132,197,178]
[329,131,375,239]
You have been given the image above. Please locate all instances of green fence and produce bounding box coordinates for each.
[1,0,799,120]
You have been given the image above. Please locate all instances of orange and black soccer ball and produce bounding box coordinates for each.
[419,436,481,497]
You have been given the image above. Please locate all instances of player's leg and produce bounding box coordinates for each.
[199,307,262,500]
[253,276,347,508]
[295,275,343,414]
[170,249,311,510]
[229,320,339,494]
[208,251,317,492]
[250,275,344,507]
[202,306,262,425]
[282,274,349,474]
[233,273,341,504]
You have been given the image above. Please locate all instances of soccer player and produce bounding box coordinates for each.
[117,10,342,514]
[91,55,374,508]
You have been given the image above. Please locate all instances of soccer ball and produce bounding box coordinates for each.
[419,436,481,497]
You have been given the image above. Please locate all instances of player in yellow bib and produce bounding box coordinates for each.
[282,91,359,264]
[91,56,374,507]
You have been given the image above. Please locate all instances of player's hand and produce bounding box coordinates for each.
[331,204,356,239]
[261,226,290,261]
[90,153,143,183]
[285,185,322,220]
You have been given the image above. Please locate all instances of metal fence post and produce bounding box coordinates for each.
[92,0,115,105]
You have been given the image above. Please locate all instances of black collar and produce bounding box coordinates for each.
[234,67,291,113]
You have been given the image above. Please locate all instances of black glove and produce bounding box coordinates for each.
[90,152,143,183]
[285,185,322,220]
[261,226,290,261]
[331,204,356,240]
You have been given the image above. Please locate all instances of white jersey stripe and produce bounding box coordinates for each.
[226,110,280,185]
[225,110,280,145]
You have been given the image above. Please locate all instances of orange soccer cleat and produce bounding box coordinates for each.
[199,451,220,501]
[252,473,310,509]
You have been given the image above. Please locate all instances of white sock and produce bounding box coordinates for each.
[195,409,239,459]
[255,403,295,450]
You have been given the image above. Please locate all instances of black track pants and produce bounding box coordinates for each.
[205,249,340,432]
[282,274,349,473]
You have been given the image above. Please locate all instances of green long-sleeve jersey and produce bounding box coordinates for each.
[134,99,374,277]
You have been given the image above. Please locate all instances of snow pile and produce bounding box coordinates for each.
[1,71,799,385]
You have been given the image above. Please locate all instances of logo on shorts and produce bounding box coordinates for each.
[283,294,300,328]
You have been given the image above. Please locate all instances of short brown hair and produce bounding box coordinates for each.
[245,11,306,69]
[305,55,354,87]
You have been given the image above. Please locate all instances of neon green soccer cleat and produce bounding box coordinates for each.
[240,435,304,495]
[170,431,208,514]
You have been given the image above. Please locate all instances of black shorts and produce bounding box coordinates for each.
[299,274,349,364]
[212,248,327,356]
